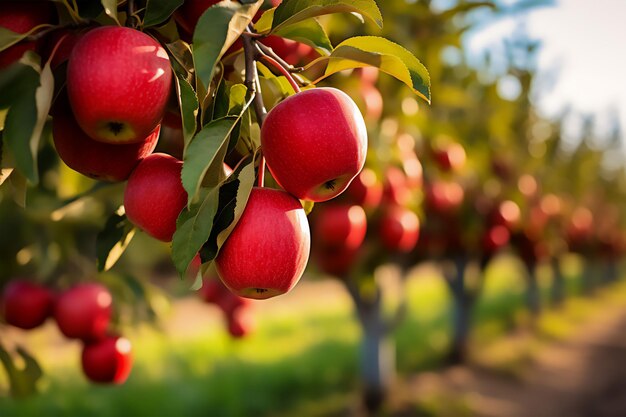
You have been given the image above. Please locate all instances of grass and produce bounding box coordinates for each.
[0,255,619,417]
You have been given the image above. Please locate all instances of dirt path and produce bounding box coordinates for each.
[392,302,626,417]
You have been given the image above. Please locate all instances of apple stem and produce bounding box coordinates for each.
[257,156,266,187]
[45,32,70,66]
[259,55,301,94]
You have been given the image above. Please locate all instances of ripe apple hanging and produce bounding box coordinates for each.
[67,26,171,144]
[261,87,368,202]
[216,187,311,299]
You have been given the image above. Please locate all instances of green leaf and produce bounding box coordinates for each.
[192,1,263,95]
[76,0,105,19]
[182,117,239,205]
[4,54,55,184]
[96,208,136,272]
[144,0,185,27]
[0,343,43,398]
[166,40,194,75]
[8,170,27,207]
[271,0,383,32]
[101,0,120,24]
[174,75,199,151]
[308,36,431,103]
[0,60,40,110]
[0,27,28,52]
[172,186,220,278]
[273,18,333,55]
[200,159,255,261]
[182,86,251,205]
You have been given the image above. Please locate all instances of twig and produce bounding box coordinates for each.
[259,55,301,94]
[242,26,267,187]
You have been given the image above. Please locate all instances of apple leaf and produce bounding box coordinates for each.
[174,75,199,150]
[192,1,263,96]
[8,170,27,208]
[96,208,136,272]
[273,18,333,55]
[0,343,43,398]
[307,36,431,103]
[3,53,55,184]
[0,27,28,52]
[270,0,383,33]
[182,117,239,206]
[0,24,53,53]
[182,86,251,206]
[100,0,120,25]
[0,168,13,187]
[144,0,185,27]
[172,186,220,278]
[200,159,255,262]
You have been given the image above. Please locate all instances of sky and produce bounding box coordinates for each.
[458,0,626,160]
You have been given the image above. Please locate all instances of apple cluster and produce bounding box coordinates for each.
[1,280,132,384]
[1,0,377,304]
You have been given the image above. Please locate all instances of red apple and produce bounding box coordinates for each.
[261,87,367,202]
[52,95,159,182]
[124,153,187,242]
[315,245,359,277]
[425,181,464,214]
[217,292,252,316]
[0,2,55,68]
[67,26,172,144]
[482,225,510,254]
[81,335,133,384]
[1,280,54,330]
[379,206,420,253]
[226,307,255,338]
[216,187,310,299]
[314,204,367,250]
[567,207,593,239]
[382,166,410,206]
[345,168,383,208]
[433,142,466,172]
[199,276,251,313]
[402,154,423,190]
[492,200,521,231]
[54,283,112,341]
[199,278,224,304]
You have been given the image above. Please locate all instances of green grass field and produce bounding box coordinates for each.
[0,254,614,417]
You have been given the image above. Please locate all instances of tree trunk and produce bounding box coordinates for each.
[550,257,565,307]
[445,256,471,365]
[581,260,597,294]
[603,261,618,284]
[524,261,542,318]
[346,283,394,414]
